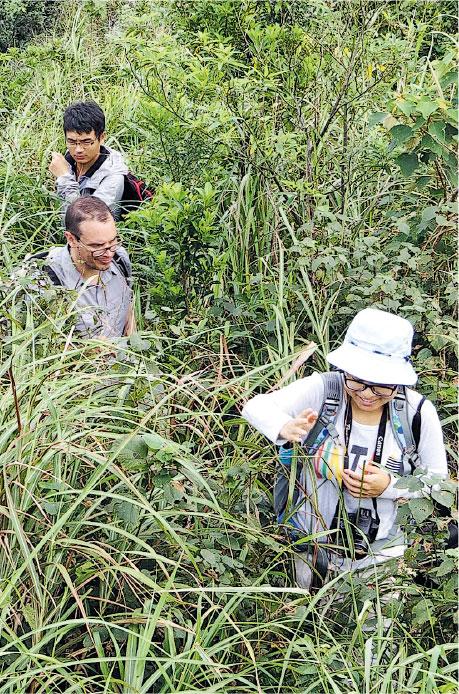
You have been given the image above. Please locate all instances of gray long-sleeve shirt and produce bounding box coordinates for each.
[56,145,128,220]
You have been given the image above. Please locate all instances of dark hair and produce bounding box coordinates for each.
[65,197,113,239]
[63,100,105,139]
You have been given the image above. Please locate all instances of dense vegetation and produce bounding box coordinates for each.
[0,0,457,691]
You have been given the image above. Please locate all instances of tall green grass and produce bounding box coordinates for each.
[0,278,455,691]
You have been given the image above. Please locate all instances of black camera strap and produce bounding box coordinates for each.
[343,400,389,524]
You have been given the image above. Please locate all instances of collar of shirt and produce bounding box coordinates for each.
[60,245,120,288]
[65,147,109,179]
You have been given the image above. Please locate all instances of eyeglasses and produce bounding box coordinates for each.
[77,238,122,258]
[66,138,97,148]
[344,374,397,397]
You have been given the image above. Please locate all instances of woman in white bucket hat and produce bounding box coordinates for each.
[242,307,448,589]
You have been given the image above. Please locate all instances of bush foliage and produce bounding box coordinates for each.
[0,0,59,53]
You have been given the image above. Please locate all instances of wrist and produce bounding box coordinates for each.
[377,472,391,496]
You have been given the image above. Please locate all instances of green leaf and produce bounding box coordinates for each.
[143,433,168,450]
[116,435,149,464]
[221,554,243,569]
[200,548,221,567]
[396,503,412,524]
[389,124,413,148]
[40,481,65,491]
[445,123,459,142]
[419,150,438,165]
[428,121,446,142]
[294,606,311,622]
[446,108,458,124]
[443,151,457,169]
[297,664,318,675]
[419,206,438,230]
[153,472,173,489]
[164,481,186,503]
[433,557,456,577]
[440,479,458,494]
[43,501,61,516]
[416,98,438,120]
[368,111,388,128]
[431,489,455,508]
[22,605,38,630]
[412,598,434,626]
[396,219,410,235]
[445,167,458,187]
[421,206,438,223]
[395,99,415,117]
[113,500,139,527]
[416,347,432,360]
[411,115,426,131]
[395,476,423,492]
[415,175,431,190]
[440,69,458,89]
[420,134,442,155]
[129,333,151,351]
[409,497,434,524]
[395,153,419,177]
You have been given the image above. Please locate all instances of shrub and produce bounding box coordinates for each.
[0,0,60,53]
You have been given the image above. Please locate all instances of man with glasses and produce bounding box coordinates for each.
[49,100,128,220]
[36,197,134,338]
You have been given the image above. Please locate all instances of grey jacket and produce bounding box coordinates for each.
[56,145,128,220]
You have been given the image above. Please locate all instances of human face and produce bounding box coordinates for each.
[343,372,398,413]
[65,129,105,168]
[66,217,119,272]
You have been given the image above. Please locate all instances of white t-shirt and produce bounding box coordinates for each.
[242,372,448,541]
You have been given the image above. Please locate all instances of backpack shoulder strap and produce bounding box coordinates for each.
[390,387,425,471]
[303,371,343,451]
[113,251,131,280]
[412,395,425,449]
[43,265,63,287]
[275,371,342,531]
[391,387,414,450]
[29,251,50,261]
[27,251,63,286]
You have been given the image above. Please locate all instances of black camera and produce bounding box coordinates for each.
[338,507,379,558]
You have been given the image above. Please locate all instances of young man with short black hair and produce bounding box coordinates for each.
[29,197,135,338]
[49,100,128,220]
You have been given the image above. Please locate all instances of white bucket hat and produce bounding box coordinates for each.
[326,308,417,385]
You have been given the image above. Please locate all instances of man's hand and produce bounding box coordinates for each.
[123,303,136,336]
[49,152,70,177]
[342,462,390,498]
[279,408,318,443]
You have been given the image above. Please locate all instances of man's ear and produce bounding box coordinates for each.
[99,131,106,145]
[64,230,78,247]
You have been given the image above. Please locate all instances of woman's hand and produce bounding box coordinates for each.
[342,462,391,498]
[279,409,318,443]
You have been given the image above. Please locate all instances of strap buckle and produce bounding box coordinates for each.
[326,422,340,445]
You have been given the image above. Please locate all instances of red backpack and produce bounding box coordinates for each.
[120,172,154,217]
